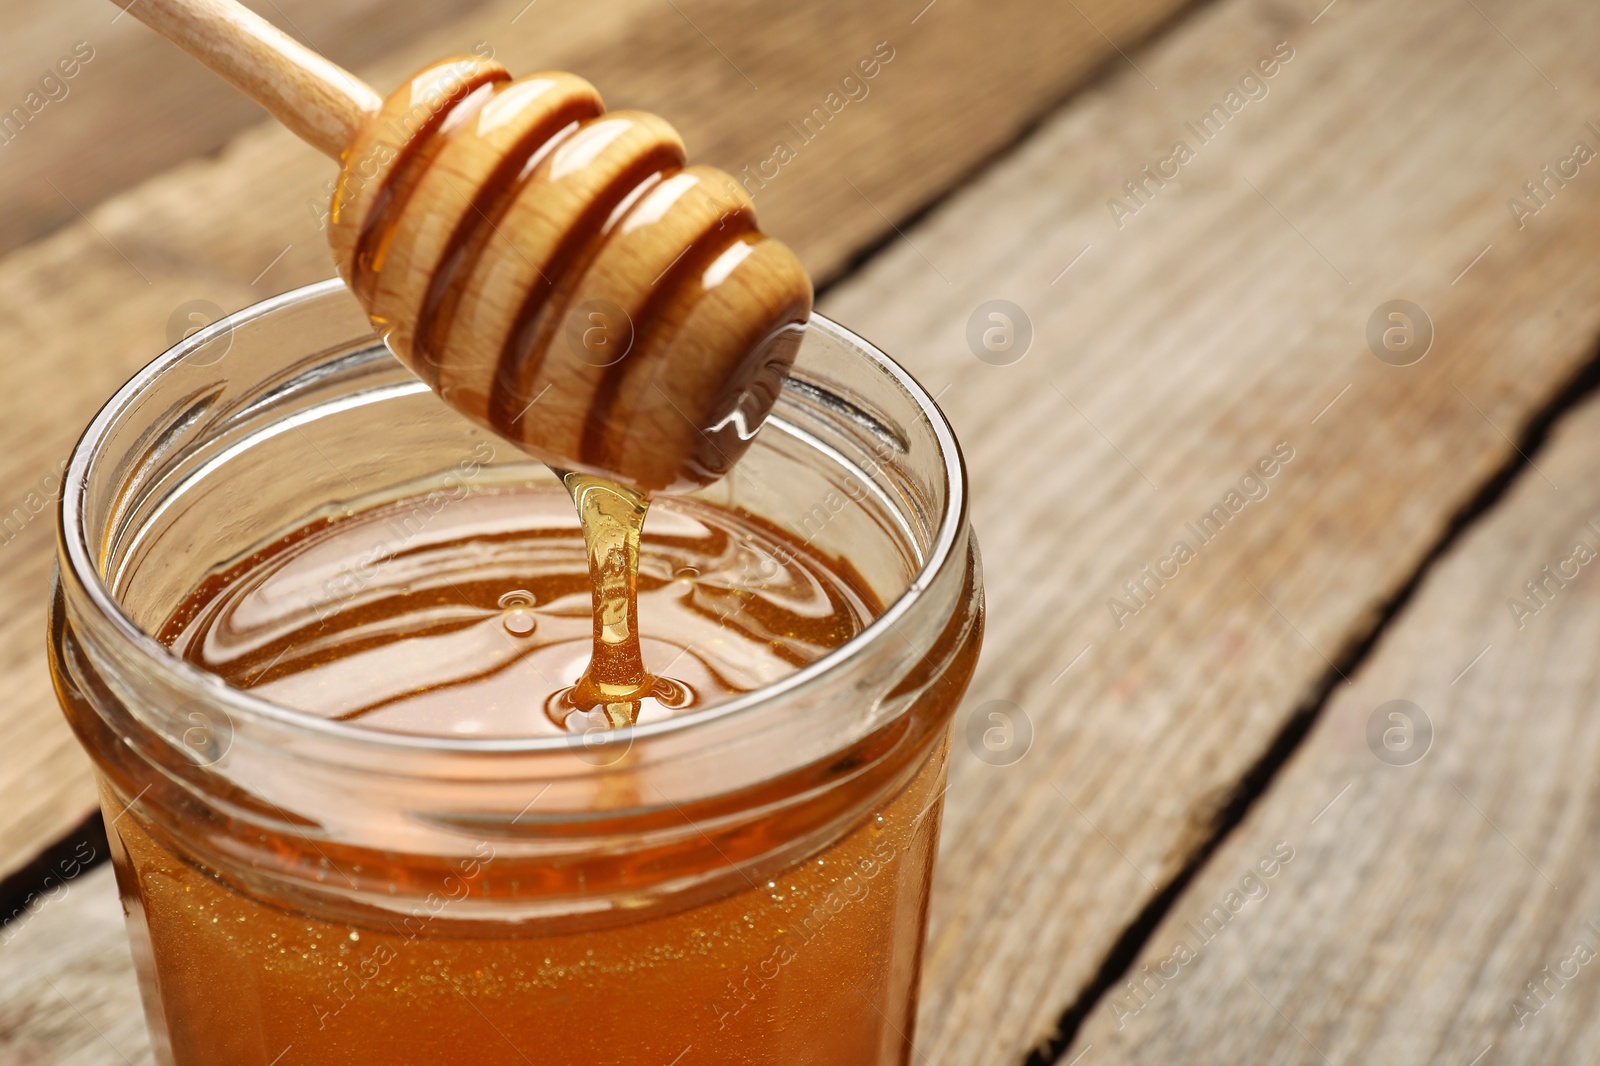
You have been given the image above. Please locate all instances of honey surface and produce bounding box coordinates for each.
[160,484,874,738]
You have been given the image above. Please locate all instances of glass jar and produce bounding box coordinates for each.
[50,280,982,1066]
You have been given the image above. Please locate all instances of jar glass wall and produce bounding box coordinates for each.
[50,281,982,1066]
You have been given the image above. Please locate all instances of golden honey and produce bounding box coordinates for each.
[61,484,977,1064]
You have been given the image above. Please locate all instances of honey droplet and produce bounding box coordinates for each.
[498,589,538,636]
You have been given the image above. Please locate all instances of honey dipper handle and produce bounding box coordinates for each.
[112,0,381,158]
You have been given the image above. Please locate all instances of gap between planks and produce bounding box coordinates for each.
[1025,344,1600,1066]
[7,0,1600,1063]
[816,0,1600,1057]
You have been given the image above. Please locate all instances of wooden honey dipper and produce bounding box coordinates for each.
[120,0,813,492]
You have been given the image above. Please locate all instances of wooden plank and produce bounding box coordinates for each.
[0,0,1195,882]
[0,0,1199,269]
[0,0,499,256]
[11,2,1600,1065]
[1062,389,1600,1064]
[0,865,153,1065]
[813,0,1600,1060]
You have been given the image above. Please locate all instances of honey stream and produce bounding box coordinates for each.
[561,471,655,728]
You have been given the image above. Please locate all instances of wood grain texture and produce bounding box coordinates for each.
[0,0,1194,881]
[8,0,1600,1059]
[10,0,1600,1062]
[0,866,153,1065]
[1063,390,1600,1064]
[115,0,383,157]
[0,0,495,255]
[816,0,1600,1060]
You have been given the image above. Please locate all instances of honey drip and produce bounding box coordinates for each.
[559,472,662,728]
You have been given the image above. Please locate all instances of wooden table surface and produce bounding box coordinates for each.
[2,0,1597,1063]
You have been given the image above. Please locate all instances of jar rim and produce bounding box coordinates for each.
[60,279,969,755]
